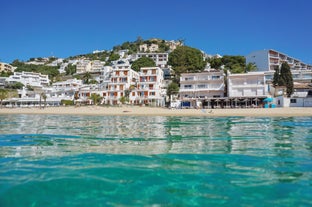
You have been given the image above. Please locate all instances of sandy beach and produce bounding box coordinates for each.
[0,106,312,117]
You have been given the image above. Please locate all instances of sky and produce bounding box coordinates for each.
[1,0,312,64]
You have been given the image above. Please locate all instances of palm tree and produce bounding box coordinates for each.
[245,63,257,72]
[82,72,92,84]
[39,92,47,109]
[90,93,101,105]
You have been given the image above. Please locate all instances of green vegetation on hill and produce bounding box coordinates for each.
[11,60,60,82]
[68,51,109,61]
[208,55,255,73]
[131,57,156,72]
[168,46,206,77]
[113,37,170,54]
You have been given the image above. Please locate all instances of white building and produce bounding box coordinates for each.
[227,72,268,98]
[246,49,312,72]
[0,62,16,73]
[179,71,225,108]
[76,60,92,74]
[6,71,50,87]
[130,67,165,106]
[136,53,168,68]
[105,60,139,105]
[52,78,82,92]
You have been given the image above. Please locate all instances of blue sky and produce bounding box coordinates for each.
[1,0,312,64]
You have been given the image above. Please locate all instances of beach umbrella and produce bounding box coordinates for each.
[263,97,273,102]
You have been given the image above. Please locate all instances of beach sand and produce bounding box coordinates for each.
[0,106,312,117]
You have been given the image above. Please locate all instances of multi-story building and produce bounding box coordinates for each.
[0,62,16,73]
[179,71,225,108]
[246,49,312,71]
[227,72,268,98]
[52,78,82,92]
[136,53,169,68]
[76,60,92,74]
[130,67,165,106]
[91,60,104,72]
[105,60,139,105]
[6,71,50,87]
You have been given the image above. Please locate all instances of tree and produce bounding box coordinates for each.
[245,62,257,72]
[168,46,206,76]
[90,93,101,105]
[280,62,294,97]
[167,82,179,97]
[6,82,24,89]
[40,92,47,109]
[272,62,294,97]
[65,64,76,75]
[209,57,223,69]
[0,89,8,108]
[131,57,156,72]
[108,53,120,62]
[82,72,92,84]
[221,55,246,73]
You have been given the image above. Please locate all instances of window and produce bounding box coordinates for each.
[184,85,192,89]
[197,84,206,89]
[290,99,297,103]
[212,75,220,80]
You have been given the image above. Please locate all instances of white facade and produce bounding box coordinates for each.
[105,61,139,105]
[136,53,168,68]
[130,67,165,106]
[52,78,82,92]
[246,49,312,72]
[227,72,268,98]
[76,60,91,74]
[179,71,225,99]
[6,71,50,87]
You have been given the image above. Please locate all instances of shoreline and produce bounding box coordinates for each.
[0,106,311,117]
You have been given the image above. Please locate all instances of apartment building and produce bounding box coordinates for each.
[130,67,165,106]
[136,53,168,68]
[76,60,104,74]
[0,62,16,73]
[76,60,92,74]
[52,78,82,92]
[6,71,50,87]
[105,61,139,105]
[179,71,225,108]
[246,49,312,71]
[227,72,268,98]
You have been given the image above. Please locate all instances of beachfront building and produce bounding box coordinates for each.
[105,60,139,105]
[130,67,165,106]
[6,71,50,87]
[0,62,16,73]
[246,49,312,72]
[52,78,82,93]
[179,71,225,108]
[136,53,169,68]
[227,72,268,107]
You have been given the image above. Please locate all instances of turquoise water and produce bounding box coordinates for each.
[0,115,312,206]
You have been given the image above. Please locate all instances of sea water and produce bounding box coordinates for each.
[0,114,311,206]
